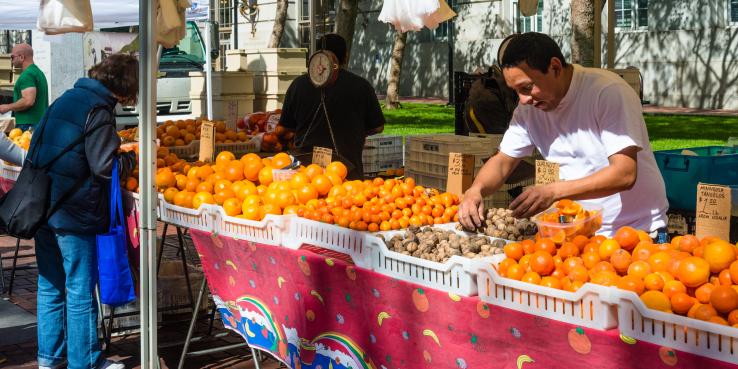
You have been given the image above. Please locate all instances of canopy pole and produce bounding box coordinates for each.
[607,0,615,67]
[205,22,214,120]
[308,0,316,53]
[138,0,159,367]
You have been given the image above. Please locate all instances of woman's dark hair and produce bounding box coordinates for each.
[88,53,139,104]
[317,33,347,65]
[500,32,568,74]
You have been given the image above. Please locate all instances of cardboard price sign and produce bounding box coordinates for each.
[446,153,475,196]
[535,160,560,185]
[695,183,732,241]
[667,213,689,235]
[312,146,333,168]
[198,121,215,162]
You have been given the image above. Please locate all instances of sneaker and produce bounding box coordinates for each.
[98,359,125,369]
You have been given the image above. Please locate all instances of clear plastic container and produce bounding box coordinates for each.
[533,204,603,241]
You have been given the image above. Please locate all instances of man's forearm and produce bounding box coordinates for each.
[7,98,32,112]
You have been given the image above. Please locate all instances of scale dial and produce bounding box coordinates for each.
[308,50,339,88]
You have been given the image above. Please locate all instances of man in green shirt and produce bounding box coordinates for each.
[0,44,49,130]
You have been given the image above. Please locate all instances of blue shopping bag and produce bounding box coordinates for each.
[97,159,136,307]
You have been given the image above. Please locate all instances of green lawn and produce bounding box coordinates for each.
[381,103,738,151]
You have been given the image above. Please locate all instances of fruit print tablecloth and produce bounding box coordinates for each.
[189,229,733,369]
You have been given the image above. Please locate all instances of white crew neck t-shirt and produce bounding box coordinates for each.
[499,64,668,236]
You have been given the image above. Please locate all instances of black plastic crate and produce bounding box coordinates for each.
[666,208,738,243]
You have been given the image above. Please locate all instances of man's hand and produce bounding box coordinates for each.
[509,184,557,218]
[0,105,9,114]
[458,187,486,229]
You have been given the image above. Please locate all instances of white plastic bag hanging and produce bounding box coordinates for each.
[378,0,456,33]
[157,0,191,48]
[37,0,94,35]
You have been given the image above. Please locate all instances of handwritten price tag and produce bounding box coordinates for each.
[312,146,333,168]
[446,153,475,196]
[535,160,560,185]
[199,121,215,162]
[695,183,731,241]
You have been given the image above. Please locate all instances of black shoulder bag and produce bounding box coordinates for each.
[0,105,109,239]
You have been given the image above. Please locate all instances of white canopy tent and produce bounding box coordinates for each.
[0,1,211,368]
[0,0,209,29]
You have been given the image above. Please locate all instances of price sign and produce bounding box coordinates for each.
[272,169,297,182]
[535,160,560,185]
[695,183,732,241]
[199,121,215,162]
[446,153,475,196]
[312,146,333,168]
[667,213,689,235]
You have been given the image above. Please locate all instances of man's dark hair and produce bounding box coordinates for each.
[88,53,139,104]
[317,33,347,65]
[500,32,568,74]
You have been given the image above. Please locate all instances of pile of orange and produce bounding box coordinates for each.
[500,227,738,327]
[152,119,252,147]
[149,150,460,228]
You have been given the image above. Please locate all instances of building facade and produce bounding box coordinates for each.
[225,0,738,109]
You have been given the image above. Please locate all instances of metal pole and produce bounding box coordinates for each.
[607,0,615,68]
[308,0,316,53]
[205,22,214,120]
[233,0,239,49]
[139,0,159,367]
[593,0,602,68]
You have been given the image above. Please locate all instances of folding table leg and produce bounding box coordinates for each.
[7,238,21,295]
[178,277,207,369]
[175,227,195,310]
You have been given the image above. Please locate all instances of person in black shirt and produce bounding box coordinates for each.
[279,33,385,180]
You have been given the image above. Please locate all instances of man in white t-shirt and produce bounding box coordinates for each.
[458,33,668,237]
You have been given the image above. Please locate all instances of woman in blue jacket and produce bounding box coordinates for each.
[28,54,137,369]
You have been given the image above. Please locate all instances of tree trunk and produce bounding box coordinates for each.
[267,0,289,48]
[570,0,595,67]
[386,31,407,110]
[334,0,359,61]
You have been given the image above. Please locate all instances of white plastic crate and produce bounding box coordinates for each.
[212,207,288,246]
[217,137,261,156]
[253,71,305,95]
[0,161,20,181]
[608,289,738,364]
[474,262,618,330]
[167,140,200,159]
[365,229,508,296]
[158,194,216,232]
[283,216,370,267]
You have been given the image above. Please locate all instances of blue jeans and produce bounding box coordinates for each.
[35,225,101,369]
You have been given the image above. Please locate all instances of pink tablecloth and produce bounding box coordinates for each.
[189,229,729,369]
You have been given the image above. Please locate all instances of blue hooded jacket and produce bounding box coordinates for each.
[27,78,133,234]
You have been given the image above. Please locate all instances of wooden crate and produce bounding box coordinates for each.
[225,48,307,73]
[189,71,254,97]
[607,68,641,98]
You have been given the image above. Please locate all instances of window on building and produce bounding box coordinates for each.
[616,0,648,30]
[298,0,336,49]
[615,0,632,28]
[512,0,544,33]
[635,0,648,28]
[731,0,738,23]
[216,0,234,70]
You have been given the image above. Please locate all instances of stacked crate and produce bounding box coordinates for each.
[363,135,403,175]
[225,48,307,112]
[189,71,254,128]
[405,134,533,208]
